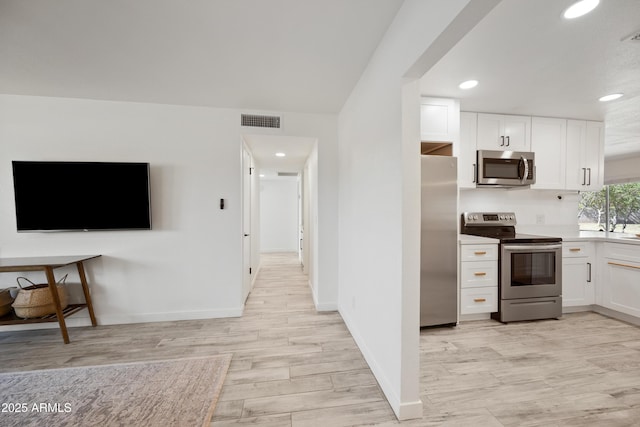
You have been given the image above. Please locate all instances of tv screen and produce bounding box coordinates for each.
[12,161,152,232]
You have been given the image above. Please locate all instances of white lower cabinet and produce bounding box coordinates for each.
[601,243,640,317]
[562,241,594,307]
[459,242,498,315]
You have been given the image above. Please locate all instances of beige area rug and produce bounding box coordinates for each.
[0,355,232,427]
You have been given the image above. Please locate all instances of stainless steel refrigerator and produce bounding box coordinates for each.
[420,155,458,327]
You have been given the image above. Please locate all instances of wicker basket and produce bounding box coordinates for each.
[12,276,69,319]
[0,288,14,317]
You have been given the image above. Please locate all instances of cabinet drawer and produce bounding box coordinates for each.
[460,287,498,314]
[460,260,497,288]
[563,242,590,258]
[605,243,640,264]
[460,245,498,261]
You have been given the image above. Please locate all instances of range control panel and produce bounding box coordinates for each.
[462,212,517,226]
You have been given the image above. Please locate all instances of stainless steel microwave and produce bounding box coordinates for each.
[476,150,535,187]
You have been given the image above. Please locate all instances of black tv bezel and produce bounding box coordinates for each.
[12,160,152,232]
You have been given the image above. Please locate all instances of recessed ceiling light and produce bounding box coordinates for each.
[275,152,286,157]
[563,0,599,19]
[259,174,265,178]
[459,80,478,90]
[598,93,623,102]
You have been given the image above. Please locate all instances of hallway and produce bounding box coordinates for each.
[212,252,396,425]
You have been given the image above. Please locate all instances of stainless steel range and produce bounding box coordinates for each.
[461,212,562,323]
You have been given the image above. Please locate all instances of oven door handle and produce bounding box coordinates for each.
[503,244,562,251]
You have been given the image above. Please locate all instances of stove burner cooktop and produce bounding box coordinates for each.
[460,212,561,243]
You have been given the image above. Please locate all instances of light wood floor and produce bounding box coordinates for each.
[2,253,640,426]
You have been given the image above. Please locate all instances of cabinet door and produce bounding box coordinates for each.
[477,113,531,151]
[459,112,477,189]
[476,113,505,150]
[531,117,566,189]
[565,120,605,191]
[562,257,594,307]
[565,120,587,190]
[602,259,640,317]
[420,97,460,143]
[584,121,604,191]
[503,115,531,151]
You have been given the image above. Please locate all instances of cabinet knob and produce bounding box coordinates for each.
[474,298,487,303]
[474,251,487,255]
[474,272,487,276]
[569,248,581,252]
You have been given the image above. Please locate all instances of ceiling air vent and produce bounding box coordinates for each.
[241,114,281,129]
[277,172,298,177]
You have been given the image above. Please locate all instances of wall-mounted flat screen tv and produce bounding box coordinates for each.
[12,161,152,232]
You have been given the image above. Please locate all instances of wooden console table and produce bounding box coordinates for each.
[0,255,100,343]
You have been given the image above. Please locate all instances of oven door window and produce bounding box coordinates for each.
[510,252,556,286]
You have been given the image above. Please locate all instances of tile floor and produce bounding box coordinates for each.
[1,252,640,426]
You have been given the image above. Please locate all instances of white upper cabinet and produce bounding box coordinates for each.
[566,120,604,191]
[420,97,460,143]
[459,112,477,189]
[585,121,605,190]
[531,117,567,189]
[477,113,531,151]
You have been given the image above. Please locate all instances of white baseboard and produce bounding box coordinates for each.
[308,280,338,311]
[339,307,422,421]
[397,400,424,421]
[459,313,491,322]
[315,302,338,311]
[592,305,640,327]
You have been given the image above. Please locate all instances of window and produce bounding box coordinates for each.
[579,182,640,234]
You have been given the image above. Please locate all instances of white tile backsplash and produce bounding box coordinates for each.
[460,188,580,231]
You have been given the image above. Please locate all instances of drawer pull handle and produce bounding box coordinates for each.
[474,251,487,255]
[569,248,581,252]
[608,261,640,270]
[474,298,486,303]
[474,272,487,276]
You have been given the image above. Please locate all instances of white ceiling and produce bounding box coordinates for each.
[0,0,403,114]
[243,134,315,177]
[4,0,638,165]
[420,0,640,159]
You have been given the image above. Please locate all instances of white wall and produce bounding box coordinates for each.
[304,143,320,308]
[260,177,299,252]
[337,0,489,420]
[460,188,581,234]
[0,94,339,326]
[284,116,337,311]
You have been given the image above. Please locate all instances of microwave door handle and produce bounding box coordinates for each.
[519,156,529,182]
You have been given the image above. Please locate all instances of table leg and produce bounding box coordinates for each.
[45,266,69,344]
[76,261,97,327]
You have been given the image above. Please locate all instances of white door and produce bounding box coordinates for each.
[242,148,252,302]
